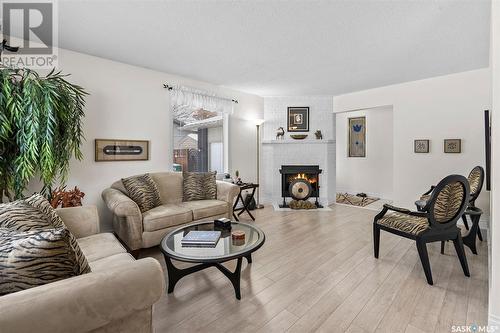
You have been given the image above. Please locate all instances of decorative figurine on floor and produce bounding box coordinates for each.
[276,127,285,140]
[314,130,323,140]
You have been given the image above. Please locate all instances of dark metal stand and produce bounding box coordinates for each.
[281,197,287,208]
[233,183,258,221]
[314,182,320,207]
[441,207,483,255]
[164,255,252,300]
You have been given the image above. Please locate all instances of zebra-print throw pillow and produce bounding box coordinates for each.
[0,200,54,231]
[0,194,91,277]
[183,171,217,201]
[25,193,64,228]
[122,174,162,212]
[0,193,63,231]
[26,194,91,275]
[0,227,91,296]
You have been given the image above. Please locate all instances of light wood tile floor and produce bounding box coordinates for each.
[140,204,489,333]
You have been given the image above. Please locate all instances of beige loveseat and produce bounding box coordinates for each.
[102,172,240,251]
[0,206,165,333]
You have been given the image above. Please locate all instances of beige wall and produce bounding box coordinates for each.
[334,69,491,219]
[489,0,500,327]
[25,46,263,230]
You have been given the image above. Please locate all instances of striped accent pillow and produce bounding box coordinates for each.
[0,193,66,231]
[122,174,162,212]
[183,171,217,201]
[0,194,91,295]
[26,194,90,275]
[0,200,54,231]
[25,193,65,227]
[0,227,89,296]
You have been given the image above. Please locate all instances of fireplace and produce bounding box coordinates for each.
[279,165,322,208]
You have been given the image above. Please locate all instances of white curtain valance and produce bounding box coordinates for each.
[169,85,234,115]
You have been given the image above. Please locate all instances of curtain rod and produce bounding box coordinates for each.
[163,84,238,104]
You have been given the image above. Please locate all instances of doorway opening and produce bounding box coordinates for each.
[335,105,394,210]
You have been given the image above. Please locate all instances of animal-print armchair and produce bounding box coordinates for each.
[374,175,470,285]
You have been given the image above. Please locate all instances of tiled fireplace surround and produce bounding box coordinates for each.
[261,96,336,206]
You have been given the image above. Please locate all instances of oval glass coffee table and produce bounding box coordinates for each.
[160,221,265,300]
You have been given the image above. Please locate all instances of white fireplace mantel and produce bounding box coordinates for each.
[261,138,336,206]
[261,96,336,207]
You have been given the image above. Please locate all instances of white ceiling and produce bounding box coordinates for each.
[56,0,490,96]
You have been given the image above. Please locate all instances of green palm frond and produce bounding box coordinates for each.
[0,67,87,200]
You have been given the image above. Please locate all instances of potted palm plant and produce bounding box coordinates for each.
[0,67,87,201]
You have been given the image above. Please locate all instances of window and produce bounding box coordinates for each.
[172,107,225,173]
[169,86,233,174]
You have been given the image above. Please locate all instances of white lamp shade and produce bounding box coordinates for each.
[252,118,265,126]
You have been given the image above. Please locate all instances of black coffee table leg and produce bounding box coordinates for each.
[164,255,179,293]
[164,256,212,293]
[245,254,252,263]
[164,255,244,300]
[214,257,243,300]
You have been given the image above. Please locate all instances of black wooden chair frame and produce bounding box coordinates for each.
[374,175,471,285]
[416,166,484,241]
[463,166,485,241]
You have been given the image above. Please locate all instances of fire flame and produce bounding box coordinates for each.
[290,173,317,184]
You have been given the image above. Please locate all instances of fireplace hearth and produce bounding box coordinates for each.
[279,165,322,208]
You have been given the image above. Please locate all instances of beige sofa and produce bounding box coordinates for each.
[0,206,165,333]
[102,172,240,251]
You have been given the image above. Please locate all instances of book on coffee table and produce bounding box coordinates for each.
[181,230,221,247]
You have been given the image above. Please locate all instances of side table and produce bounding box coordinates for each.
[232,183,259,221]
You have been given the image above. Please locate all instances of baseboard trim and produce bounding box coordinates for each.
[489,313,500,327]
[479,213,489,230]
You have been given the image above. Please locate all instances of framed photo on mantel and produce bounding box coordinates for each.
[95,139,149,161]
[287,107,309,132]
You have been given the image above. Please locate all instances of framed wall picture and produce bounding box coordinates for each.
[95,139,149,161]
[348,116,366,157]
[444,139,461,153]
[414,139,430,153]
[287,107,309,132]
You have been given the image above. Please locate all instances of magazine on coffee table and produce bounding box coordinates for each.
[181,230,221,247]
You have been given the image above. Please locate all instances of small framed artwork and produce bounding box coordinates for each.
[444,139,461,153]
[348,116,366,157]
[287,107,309,132]
[95,139,149,161]
[414,139,430,153]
